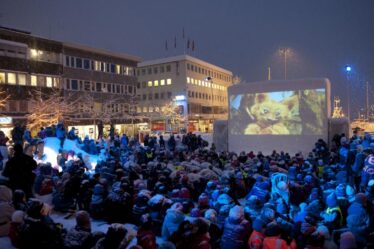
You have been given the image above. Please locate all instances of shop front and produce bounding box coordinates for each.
[0,116,13,138]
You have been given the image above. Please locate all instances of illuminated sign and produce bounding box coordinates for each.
[0,117,12,125]
[175,95,186,101]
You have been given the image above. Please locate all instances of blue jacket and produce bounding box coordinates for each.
[161,209,185,239]
[221,217,251,249]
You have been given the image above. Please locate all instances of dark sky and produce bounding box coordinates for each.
[1,0,373,117]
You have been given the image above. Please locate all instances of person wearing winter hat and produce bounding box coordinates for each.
[221,205,250,249]
[190,218,211,249]
[339,231,357,249]
[217,204,231,229]
[8,210,25,248]
[204,209,222,249]
[161,202,186,239]
[263,222,297,249]
[321,192,343,230]
[244,195,263,221]
[248,218,266,249]
[316,225,337,249]
[345,185,356,203]
[64,210,96,249]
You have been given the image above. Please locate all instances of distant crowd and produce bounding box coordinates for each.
[0,122,374,249]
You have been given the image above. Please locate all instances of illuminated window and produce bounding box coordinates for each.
[0,72,5,83]
[208,82,211,88]
[7,73,16,84]
[46,77,53,87]
[149,106,153,112]
[143,107,148,113]
[198,80,201,86]
[18,74,26,85]
[116,65,121,74]
[95,61,100,71]
[154,80,159,87]
[30,49,37,57]
[160,79,165,86]
[155,107,160,112]
[187,77,190,83]
[148,81,153,87]
[167,79,172,85]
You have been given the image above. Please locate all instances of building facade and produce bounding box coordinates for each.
[136,55,233,132]
[0,26,141,138]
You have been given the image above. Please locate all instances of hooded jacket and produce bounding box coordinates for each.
[161,203,186,239]
[221,206,251,249]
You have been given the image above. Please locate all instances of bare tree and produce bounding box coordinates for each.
[150,101,185,132]
[26,89,79,130]
[0,90,10,115]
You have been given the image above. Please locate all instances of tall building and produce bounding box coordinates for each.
[136,55,233,132]
[0,26,141,138]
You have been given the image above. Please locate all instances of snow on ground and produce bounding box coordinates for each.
[39,137,106,171]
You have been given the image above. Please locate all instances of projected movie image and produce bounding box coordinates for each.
[230,89,326,135]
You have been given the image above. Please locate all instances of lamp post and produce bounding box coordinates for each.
[345,65,352,120]
[279,48,291,80]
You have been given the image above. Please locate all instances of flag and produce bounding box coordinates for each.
[174,36,177,48]
[182,27,185,39]
[192,40,195,51]
[165,40,168,51]
[187,39,190,49]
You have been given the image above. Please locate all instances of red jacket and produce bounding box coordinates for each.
[263,236,297,249]
[248,230,265,249]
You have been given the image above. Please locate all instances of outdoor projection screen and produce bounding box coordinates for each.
[228,78,331,155]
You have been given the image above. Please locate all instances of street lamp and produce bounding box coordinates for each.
[279,48,291,80]
[345,65,352,120]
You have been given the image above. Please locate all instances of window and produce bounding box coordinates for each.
[7,73,16,84]
[167,92,172,99]
[155,93,159,99]
[65,56,70,66]
[70,57,75,67]
[0,72,5,84]
[115,65,121,74]
[19,100,28,112]
[148,93,153,100]
[149,106,153,112]
[76,58,83,68]
[153,67,158,74]
[148,81,153,87]
[160,79,165,86]
[191,78,194,84]
[154,80,159,87]
[187,77,190,84]
[198,80,202,86]
[110,64,115,73]
[187,64,190,70]
[31,75,37,86]
[191,65,194,71]
[166,65,171,72]
[142,82,146,88]
[101,62,105,72]
[141,69,146,75]
[116,85,120,94]
[137,82,141,89]
[142,94,146,100]
[166,79,172,85]
[160,92,165,99]
[107,84,112,93]
[143,107,148,112]
[84,81,91,91]
[148,68,152,74]
[46,77,53,87]
[160,66,164,73]
[106,63,110,73]
[71,80,78,90]
[84,59,90,69]
[18,74,26,85]
[96,82,102,92]
[128,86,133,94]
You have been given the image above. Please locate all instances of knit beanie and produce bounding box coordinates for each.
[190,208,201,218]
[326,192,338,208]
[252,218,266,232]
[335,184,346,199]
[204,209,217,223]
[261,207,276,223]
[198,193,209,207]
[229,205,244,221]
[316,225,330,239]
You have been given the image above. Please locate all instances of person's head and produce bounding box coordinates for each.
[13,143,23,155]
[13,189,26,203]
[27,199,44,218]
[76,210,91,231]
[104,224,127,248]
[252,218,266,233]
[192,218,209,236]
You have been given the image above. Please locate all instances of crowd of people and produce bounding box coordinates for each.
[0,124,374,249]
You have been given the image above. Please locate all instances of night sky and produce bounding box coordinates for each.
[1,0,373,117]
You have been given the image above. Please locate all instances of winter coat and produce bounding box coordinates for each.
[2,151,37,197]
[220,216,251,249]
[137,228,157,249]
[190,233,211,249]
[346,214,369,247]
[263,236,297,249]
[19,215,63,249]
[248,230,265,249]
[161,207,186,239]
[56,124,65,139]
[64,225,94,249]
[0,186,15,236]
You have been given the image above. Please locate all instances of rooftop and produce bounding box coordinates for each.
[138,54,232,75]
